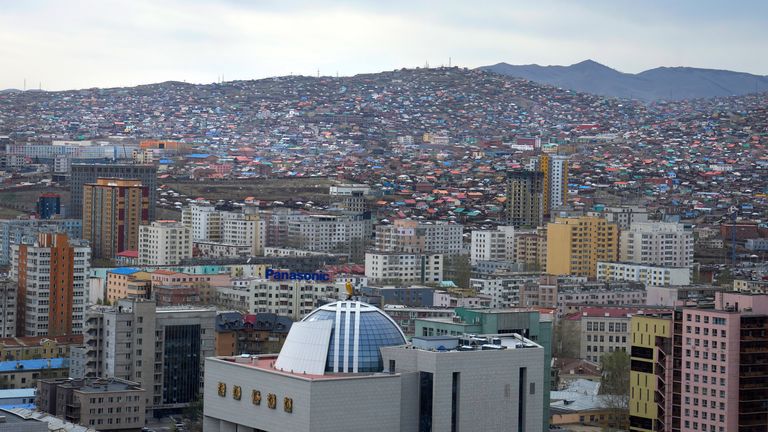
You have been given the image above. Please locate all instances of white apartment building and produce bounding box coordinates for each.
[470,226,515,265]
[365,252,443,285]
[329,184,372,196]
[221,211,264,256]
[620,222,693,268]
[217,278,338,320]
[596,262,691,287]
[182,202,221,242]
[288,213,371,260]
[375,219,463,254]
[139,221,192,266]
[549,155,569,209]
[470,272,540,308]
[588,206,649,230]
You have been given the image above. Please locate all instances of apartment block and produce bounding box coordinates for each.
[546,216,619,278]
[506,170,544,228]
[629,292,768,432]
[620,222,694,268]
[0,218,82,265]
[470,225,515,264]
[470,272,540,308]
[138,220,192,266]
[215,278,337,320]
[514,227,548,270]
[365,252,443,285]
[528,154,569,215]
[70,163,157,220]
[596,262,691,287]
[11,233,90,336]
[81,299,215,417]
[376,219,463,255]
[83,178,149,259]
[0,278,16,338]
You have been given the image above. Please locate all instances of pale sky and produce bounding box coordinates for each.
[1,0,766,90]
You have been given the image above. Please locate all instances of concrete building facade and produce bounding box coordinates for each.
[546,216,619,278]
[365,252,443,285]
[11,233,90,337]
[82,178,149,259]
[138,221,192,266]
[619,222,694,268]
[70,164,157,220]
[505,170,544,228]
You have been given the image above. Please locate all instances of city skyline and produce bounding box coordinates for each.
[1,0,767,90]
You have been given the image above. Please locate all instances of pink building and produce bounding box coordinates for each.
[675,292,768,432]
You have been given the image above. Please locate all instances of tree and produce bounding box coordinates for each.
[599,350,630,430]
[552,320,581,359]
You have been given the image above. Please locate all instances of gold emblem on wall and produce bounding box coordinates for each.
[252,390,262,405]
[284,397,293,413]
[267,393,277,409]
[233,385,242,400]
[217,382,226,397]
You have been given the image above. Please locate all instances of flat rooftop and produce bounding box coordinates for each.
[213,356,396,381]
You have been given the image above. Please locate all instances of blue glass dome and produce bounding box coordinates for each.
[303,301,406,373]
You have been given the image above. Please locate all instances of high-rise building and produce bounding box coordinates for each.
[83,178,149,259]
[0,278,17,338]
[546,216,619,278]
[37,193,61,219]
[629,292,768,432]
[81,298,215,417]
[375,219,463,255]
[0,218,82,265]
[221,211,264,256]
[203,301,545,432]
[182,201,222,242]
[139,220,192,266]
[506,170,544,228]
[11,232,90,337]
[70,163,157,220]
[529,154,569,216]
[620,222,694,268]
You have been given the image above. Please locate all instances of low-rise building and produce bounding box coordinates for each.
[0,358,69,390]
[214,312,292,357]
[37,377,145,431]
[596,261,691,287]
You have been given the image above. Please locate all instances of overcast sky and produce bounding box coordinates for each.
[2,0,766,90]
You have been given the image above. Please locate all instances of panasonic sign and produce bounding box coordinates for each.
[265,268,330,281]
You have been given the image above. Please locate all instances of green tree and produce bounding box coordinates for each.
[599,350,630,430]
[552,320,580,359]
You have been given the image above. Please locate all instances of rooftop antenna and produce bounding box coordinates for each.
[449,57,452,67]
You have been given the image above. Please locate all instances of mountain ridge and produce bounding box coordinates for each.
[479,60,768,101]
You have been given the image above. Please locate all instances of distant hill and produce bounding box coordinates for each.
[479,60,768,101]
